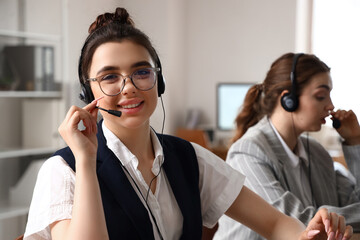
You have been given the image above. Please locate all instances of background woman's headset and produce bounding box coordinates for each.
[281,53,304,112]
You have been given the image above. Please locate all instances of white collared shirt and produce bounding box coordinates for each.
[24,122,245,239]
[269,120,313,206]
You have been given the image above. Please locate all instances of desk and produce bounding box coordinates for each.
[175,128,229,160]
[352,233,360,240]
[210,146,228,160]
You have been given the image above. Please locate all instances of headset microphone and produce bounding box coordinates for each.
[96,106,122,117]
[332,117,341,129]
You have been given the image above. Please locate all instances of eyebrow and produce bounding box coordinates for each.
[96,66,120,76]
[131,61,153,68]
[96,61,153,76]
[316,84,331,91]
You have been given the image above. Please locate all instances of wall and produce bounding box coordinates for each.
[185,0,297,134]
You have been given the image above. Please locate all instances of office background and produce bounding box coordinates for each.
[0,0,358,238]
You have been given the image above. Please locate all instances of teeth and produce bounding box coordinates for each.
[122,103,141,109]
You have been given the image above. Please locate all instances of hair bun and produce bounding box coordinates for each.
[88,7,134,34]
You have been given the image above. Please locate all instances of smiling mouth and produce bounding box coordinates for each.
[120,102,142,109]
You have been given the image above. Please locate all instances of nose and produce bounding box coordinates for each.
[121,77,136,95]
[326,98,335,112]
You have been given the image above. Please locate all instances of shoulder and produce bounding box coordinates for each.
[34,155,75,206]
[52,146,75,170]
[37,155,75,184]
[229,123,272,158]
[24,155,74,238]
[227,119,283,170]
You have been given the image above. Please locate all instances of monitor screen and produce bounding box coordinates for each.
[216,83,253,131]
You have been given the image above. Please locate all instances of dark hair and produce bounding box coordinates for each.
[78,7,160,87]
[231,52,330,143]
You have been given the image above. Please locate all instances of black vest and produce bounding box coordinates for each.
[54,122,202,239]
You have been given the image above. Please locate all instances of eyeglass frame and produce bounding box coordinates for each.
[86,67,161,96]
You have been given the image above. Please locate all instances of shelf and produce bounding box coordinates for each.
[0,29,61,42]
[0,201,28,220]
[0,147,58,160]
[0,91,62,98]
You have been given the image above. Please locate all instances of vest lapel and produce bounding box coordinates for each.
[160,136,202,240]
[96,124,155,239]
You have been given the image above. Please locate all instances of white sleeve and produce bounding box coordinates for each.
[24,156,75,240]
[191,143,245,228]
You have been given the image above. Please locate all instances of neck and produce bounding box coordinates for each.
[270,108,301,151]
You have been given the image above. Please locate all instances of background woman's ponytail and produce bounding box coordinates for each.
[231,83,264,143]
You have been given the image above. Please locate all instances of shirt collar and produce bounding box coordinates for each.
[269,119,309,167]
[101,121,164,170]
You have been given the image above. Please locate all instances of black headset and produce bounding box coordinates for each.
[281,53,304,112]
[79,51,166,104]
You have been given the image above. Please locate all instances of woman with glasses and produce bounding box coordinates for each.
[23,8,352,240]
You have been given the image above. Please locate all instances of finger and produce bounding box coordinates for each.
[329,212,339,235]
[63,105,82,124]
[338,110,348,121]
[59,106,85,135]
[70,111,96,137]
[343,225,353,240]
[81,97,103,134]
[82,109,98,135]
[335,215,345,240]
[315,208,330,232]
[90,107,99,133]
[83,96,104,112]
[306,229,320,239]
[65,108,94,134]
[88,100,102,133]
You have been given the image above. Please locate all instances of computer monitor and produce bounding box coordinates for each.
[216,82,253,131]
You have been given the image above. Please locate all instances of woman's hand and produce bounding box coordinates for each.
[58,96,103,168]
[331,109,360,145]
[300,208,353,240]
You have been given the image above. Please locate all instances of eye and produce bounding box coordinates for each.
[315,93,328,101]
[316,96,326,101]
[134,69,151,79]
[101,74,120,83]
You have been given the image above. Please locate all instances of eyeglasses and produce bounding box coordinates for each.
[87,67,160,96]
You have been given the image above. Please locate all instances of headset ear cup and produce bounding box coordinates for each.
[281,93,298,112]
[79,84,94,104]
[157,74,165,97]
[282,53,303,112]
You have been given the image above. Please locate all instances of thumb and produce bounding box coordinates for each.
[306,230,320,239]
[299,229,322,240]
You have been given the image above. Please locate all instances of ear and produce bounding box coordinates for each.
[280,89,289,98]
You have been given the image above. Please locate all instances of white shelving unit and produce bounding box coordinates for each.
[0,147,59,160]
[0,29,61,42]
[0,0,66,238]
[0,91,61,98]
